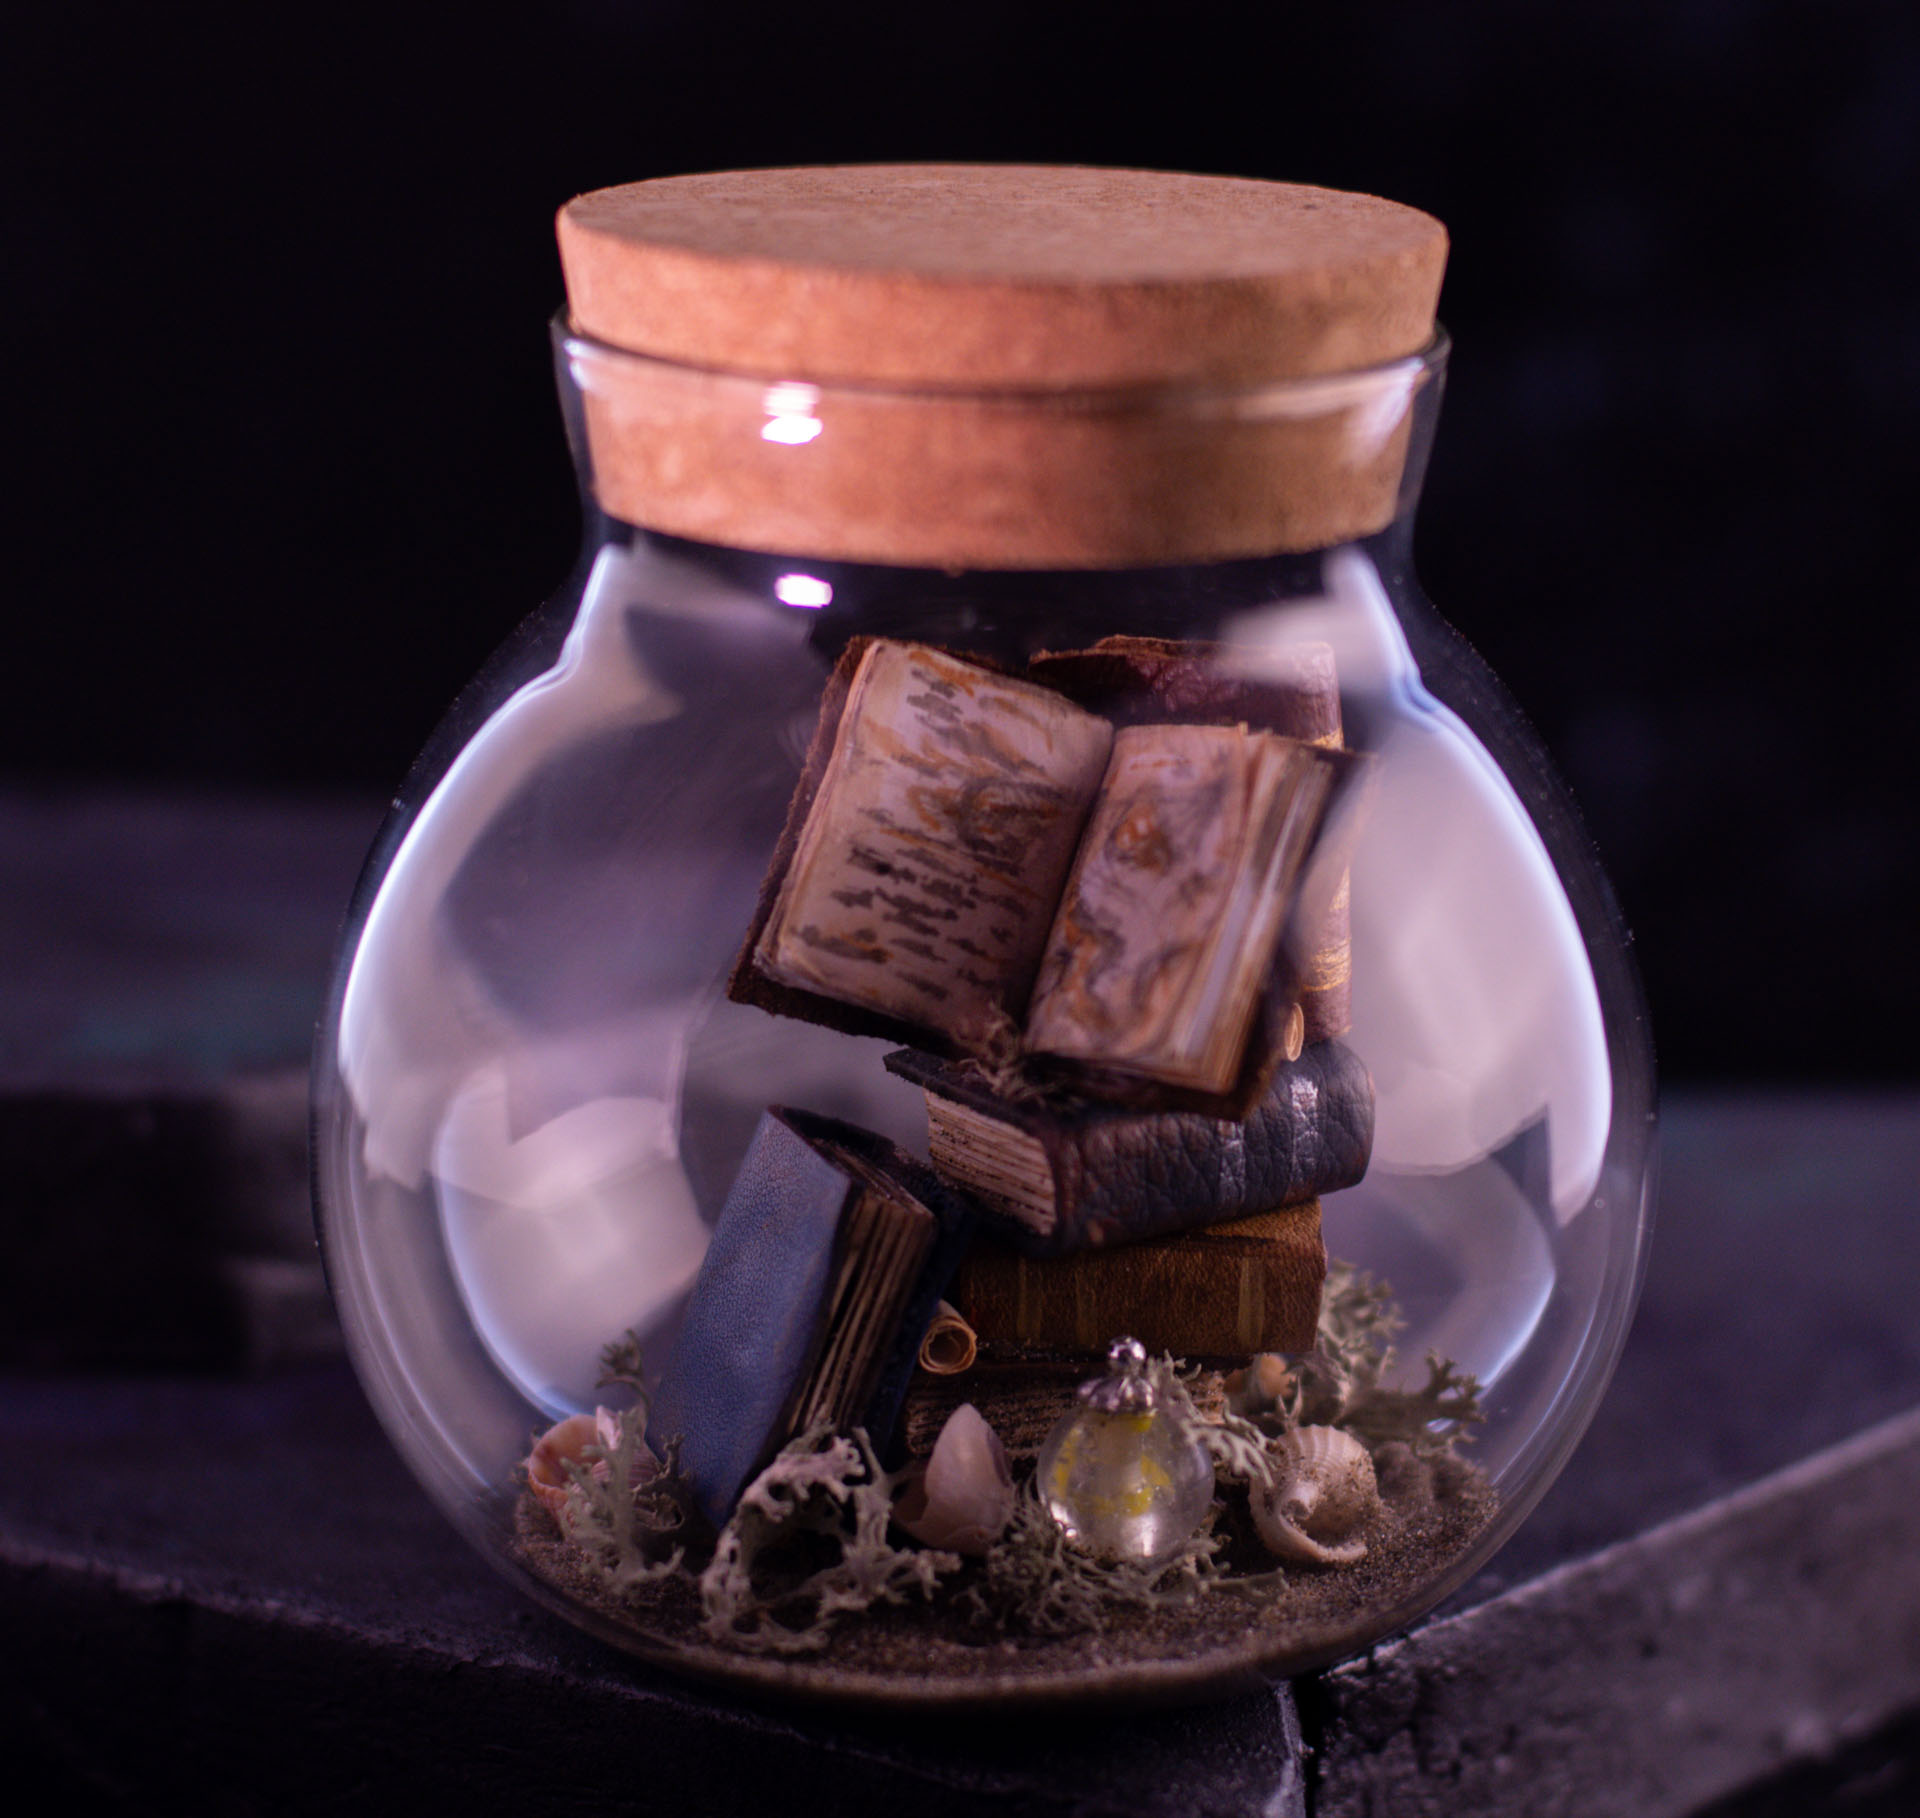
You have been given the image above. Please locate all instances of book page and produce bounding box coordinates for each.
[758,641,1115,1047]
[797,1143,936,1435]
[1023,726,1331,1093]
[925,1095,1058,1237]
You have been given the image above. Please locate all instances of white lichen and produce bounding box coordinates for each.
[699,1427,961,1654]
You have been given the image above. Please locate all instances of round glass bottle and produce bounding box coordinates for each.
[314,167,1654,1704]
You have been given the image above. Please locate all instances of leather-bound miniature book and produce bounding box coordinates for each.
[1029,635,1353,1042]
[949,1201,1326,1362]
[885,1039,1373,1257]
[1026,635,1341,741]
[646,1106,974,1530]
[728,636,1352,1110]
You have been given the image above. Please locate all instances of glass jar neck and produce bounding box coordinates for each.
[553,319,1448,576]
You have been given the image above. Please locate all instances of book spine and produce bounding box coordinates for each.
[1285,723,1350,1046]
[1297,851,1351,1044]
[950,1204,1324,1359]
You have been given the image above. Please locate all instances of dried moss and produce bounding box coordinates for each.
[530,1264,1486,1658]
[965,1478,1230,1635]
[555,1409,689,1590]
[700,1427,959,1654]
[1317,1261,1485,1457]
[1320,1260,1405,1384]
[1230,1261,1486,1458]
[1343,1353,1485,1458]
[535,1332,694,1589]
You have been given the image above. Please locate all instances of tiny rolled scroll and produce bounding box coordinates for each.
[917,1301,979,1376]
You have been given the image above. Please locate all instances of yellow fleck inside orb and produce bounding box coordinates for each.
[1036,1402,1215,1567]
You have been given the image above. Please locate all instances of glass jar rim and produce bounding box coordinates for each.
[558,313,1450,422]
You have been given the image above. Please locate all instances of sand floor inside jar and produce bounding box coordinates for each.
[509,1451,1498,1702]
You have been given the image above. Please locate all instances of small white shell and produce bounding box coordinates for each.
[1251,1425,1379,1566]
[893,1403,1015,1556]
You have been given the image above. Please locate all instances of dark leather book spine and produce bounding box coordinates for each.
[1028,635,1341,742]
[888,1040,1374,1258]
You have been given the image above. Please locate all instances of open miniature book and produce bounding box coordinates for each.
[729,638,1351,1105]
[1029,634,1353,1044]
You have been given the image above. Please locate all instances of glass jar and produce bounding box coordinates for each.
[314,168,1654,1704]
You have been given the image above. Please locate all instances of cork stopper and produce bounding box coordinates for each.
[556,166,1448,567]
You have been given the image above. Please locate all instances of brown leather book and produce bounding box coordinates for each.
[885,1042,1371,1257]
[947,1201,1325,1364]
[1027,635,1353,1043]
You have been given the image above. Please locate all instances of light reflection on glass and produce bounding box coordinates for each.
[774,573,833,608]
[761,380,824,445]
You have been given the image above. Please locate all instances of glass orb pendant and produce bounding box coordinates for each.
[1037,1339,1217,1568]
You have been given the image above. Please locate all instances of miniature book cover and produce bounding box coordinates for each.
[646,1106,974,1529]
[885,1039,1373,1256]
[949,1200,1327,1360]
[1026,635,1342,742]
[730,636,1350,1111]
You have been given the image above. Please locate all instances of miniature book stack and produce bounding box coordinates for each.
[661,631,1375,1514]
[888,1038,1372,1372]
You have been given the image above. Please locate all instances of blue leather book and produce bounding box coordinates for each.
[647,1106,975,1531]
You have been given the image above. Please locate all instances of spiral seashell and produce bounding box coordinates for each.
[1250,1425,1379,1566]
[1225,1353,1294,1422]
[892,1403,1015,1556]
[526,1408,637,1523]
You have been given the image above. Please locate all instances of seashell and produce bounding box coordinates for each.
[1288,1351,1354,1428]
[1226,1350,1350,1433]
[1250,1425,1379,1566]
[526,1407,632,1523]
[1225,1353,1294,1421]
[917,1300,978,1376]
[892,1403,1015,1556]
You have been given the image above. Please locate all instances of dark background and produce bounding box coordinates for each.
[7,0,1917,1082]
